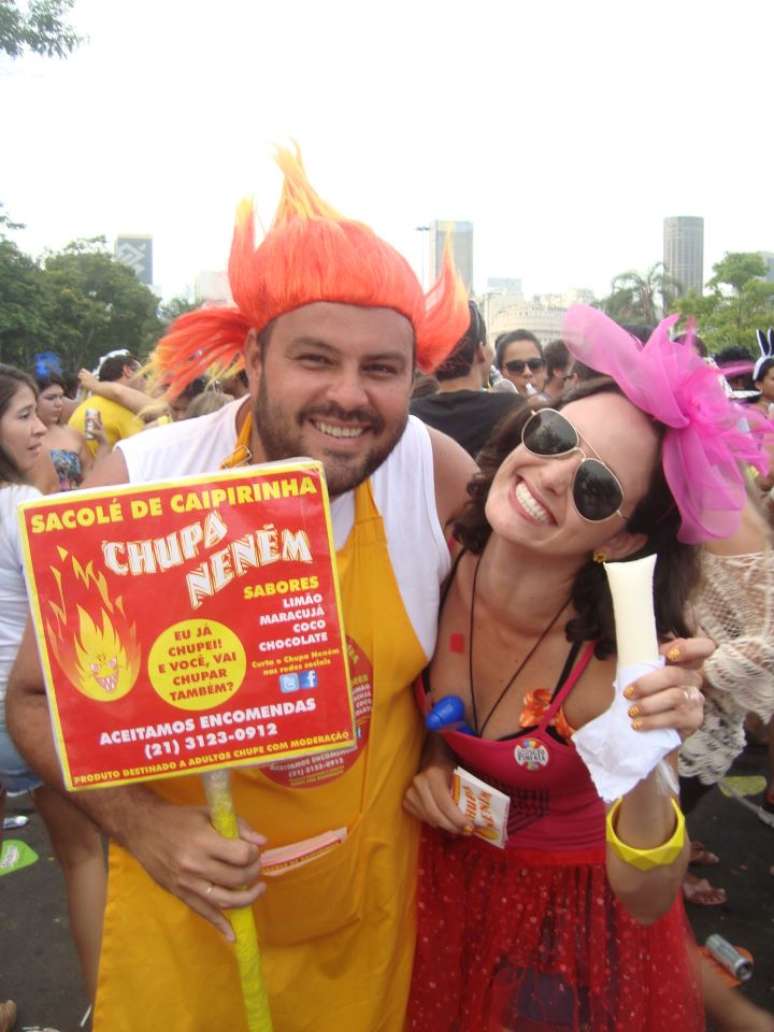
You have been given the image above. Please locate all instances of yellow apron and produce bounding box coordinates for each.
[93,479,427,1031]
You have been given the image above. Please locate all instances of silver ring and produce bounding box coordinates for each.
[205,882,214,897]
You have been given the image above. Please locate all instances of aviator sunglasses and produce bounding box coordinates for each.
[521,408,629,522]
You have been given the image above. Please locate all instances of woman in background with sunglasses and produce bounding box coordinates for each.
[495,330,546,397]
[405,307,767,1031]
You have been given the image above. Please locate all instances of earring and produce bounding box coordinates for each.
[593,551,606,564]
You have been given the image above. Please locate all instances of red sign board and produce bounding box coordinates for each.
[19,461,355,790]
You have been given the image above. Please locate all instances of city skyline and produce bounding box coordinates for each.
[3,1,772,305]
[180,209,774,314]
[15,195,773,310]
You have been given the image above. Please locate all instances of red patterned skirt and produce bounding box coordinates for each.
[408,827,703,1031]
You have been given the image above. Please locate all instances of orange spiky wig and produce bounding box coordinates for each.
[152,148,470,396]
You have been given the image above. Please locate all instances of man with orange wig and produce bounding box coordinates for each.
[8,148,475,1031]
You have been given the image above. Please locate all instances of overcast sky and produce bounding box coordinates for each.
[3,0,772,302]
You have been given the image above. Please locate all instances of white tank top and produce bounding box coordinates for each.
[117,401,450,658]
[0,483,41,722]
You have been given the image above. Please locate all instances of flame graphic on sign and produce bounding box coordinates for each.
[45,548,141,702]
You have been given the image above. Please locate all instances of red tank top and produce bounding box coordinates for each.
[417,640,606,857]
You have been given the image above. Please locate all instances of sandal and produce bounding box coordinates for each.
[683,873,727,906]
[689,839,720,866]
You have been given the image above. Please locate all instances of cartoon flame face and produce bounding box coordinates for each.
[46,549,141,703]
[71,605,140,701]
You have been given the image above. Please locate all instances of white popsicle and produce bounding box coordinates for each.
[603,554,659,669]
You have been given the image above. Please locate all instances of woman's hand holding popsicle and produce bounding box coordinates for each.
[623,638,712,739]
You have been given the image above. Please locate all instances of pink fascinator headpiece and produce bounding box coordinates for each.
[563,305,771,544]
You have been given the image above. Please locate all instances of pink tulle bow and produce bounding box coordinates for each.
[563,305,771,543]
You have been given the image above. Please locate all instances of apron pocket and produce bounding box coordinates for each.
[255,815,366,946]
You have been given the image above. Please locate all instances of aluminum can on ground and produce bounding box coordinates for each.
[705,934,753,981]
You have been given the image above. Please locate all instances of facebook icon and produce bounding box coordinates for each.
[299,670,318,690]
[279,673,300,693]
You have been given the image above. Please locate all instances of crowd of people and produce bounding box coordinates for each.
[0,147,773,1031]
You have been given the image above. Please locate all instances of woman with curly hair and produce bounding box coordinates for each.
[405,307,766,1031]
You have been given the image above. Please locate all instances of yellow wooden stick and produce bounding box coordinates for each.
[203,769,273,1032]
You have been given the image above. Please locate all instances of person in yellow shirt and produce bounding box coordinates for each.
[68,352,144,455]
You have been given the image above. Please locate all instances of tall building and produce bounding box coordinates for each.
[663,216,704,296]
[429,220,473,293]
[115,236,153,286]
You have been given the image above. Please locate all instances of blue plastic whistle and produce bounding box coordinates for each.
[425,695,474,735]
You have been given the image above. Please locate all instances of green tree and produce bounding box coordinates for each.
[597,263,681,325]
[0,0,82,58]
[0,225,164,372]
[708,252,767,295]
[42,238,163,368]
[0,235,54,368]
[0,206,53,367]
[671,252,774,353]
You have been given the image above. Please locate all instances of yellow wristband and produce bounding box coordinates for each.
[605,797,685,871]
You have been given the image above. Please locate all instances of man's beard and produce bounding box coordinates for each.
[254,377,408,497]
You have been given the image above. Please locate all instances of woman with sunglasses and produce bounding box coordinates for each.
[404,307,767,1032]
[495,330,546,397]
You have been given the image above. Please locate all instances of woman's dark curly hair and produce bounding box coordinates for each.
[453,377,701,659]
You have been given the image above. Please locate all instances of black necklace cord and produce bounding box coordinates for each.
[468,551,570,738]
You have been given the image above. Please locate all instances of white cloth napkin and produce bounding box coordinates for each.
[572,658,679,803]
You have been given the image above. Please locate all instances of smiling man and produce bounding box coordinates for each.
[248,302,416,496]
[7,148,474,1032]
